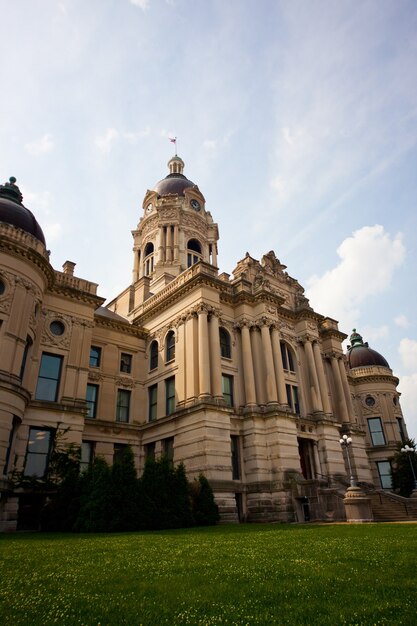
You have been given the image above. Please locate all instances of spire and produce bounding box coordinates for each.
[0,177,23,204]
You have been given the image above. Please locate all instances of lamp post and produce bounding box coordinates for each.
[400,444,417,493]
[339,434,356,487]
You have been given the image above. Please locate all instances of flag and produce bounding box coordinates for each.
[169,137,177,144]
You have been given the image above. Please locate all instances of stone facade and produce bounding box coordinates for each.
[0,160,410,530]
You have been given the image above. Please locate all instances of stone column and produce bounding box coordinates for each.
[158,226,165,263]
[209,313,223,400]
[166,225,173,262]
[173,225,179,262]
[304,338,323,412]
[132,247,140,282]
[240,323,257,407]
[211,243,218,267]
[330,355,349,423]
[338,358,355,422]
[251,325,266,405]
[198,307,211,399]
[260,321,278,405]
[313,341,332,414]
[185,313,198,403]
[176,318,186,406]
[271,326,288,405]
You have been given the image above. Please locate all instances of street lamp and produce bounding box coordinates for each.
[400,444,417,492]
[339,434,356,487]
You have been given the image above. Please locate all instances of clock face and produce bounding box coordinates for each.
[146,203,153,214]
[190,199,201,211]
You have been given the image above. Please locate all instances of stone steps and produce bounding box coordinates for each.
[368,493,417,522]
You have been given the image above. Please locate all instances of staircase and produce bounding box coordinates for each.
[367,490,417,522]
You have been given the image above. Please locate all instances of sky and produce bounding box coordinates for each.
[1,0,417,438]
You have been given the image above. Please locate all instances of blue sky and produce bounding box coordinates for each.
[1,0,417,437]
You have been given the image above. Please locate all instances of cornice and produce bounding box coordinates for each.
[94,315,147,338]
[0,230,54,287]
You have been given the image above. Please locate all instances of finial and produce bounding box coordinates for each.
[349,329,364,348]
[9,176,17,184]
[0,176,23,204]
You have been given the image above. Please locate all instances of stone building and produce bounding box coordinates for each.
[0,158,410,531]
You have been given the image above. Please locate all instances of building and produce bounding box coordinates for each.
[0,158,410,531]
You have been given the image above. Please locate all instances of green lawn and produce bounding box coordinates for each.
[1,524,416,625]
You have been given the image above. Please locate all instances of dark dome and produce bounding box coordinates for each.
[346,329,390,369]
[153,173,196,197]
[0,177,46,246]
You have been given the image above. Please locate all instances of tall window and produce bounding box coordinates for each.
[116,389,131,422]
[163,437,174,466]
[144,242,154,276]
[148,384,158,422]
[120,353,132,374]
[376,461,392,489]
[187,238,202,267]
[286,384,300,414]
[80,441,94,473]
[145,442,155,460]
[280,342,295,372]
[231,435,241,480]
[222,374,234,407]
[150,341,158,370]
[24,428,54,477]
[165,376,175,415]
[219,328,231,358]
[4,416,20,475]
[35,353,63,402]
[166,331,175,362]
[397,417,406,443]
[89,346,101,368]
[113,443,128,463]
[368,418,386,446]
[86,384,99,418]
[19,335,32,380]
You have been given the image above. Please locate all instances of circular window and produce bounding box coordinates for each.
[50,320,65,336]
[0,278,5,296]
[365,396,375,407]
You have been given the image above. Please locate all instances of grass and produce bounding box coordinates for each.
[1,523,416,626]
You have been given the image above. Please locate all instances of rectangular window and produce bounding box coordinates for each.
[376,460,392,489]
[162,437,174,466]
[368,418,386,446]
[86,384,99,418]
[80,441,94,472]
[231,435,241,480]
[148,384,158,422]
[89,346,101,368]
[24,428,54,477]
[397,418,406,443]
[165,376,175,416]
[116,389,131,422]
[286,384,300,414]
[4,416,20,475]
[120,353,132,374]
[145,442,155,460]
[222,374,234,407]
[113,443,128,463]
[35,353,63,402]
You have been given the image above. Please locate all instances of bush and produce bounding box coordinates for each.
[191,474,220,526]
[390,439,417,497]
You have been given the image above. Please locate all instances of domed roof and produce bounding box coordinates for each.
[0,177,46,246]
[346,329,390,369]
[153,156,196,197]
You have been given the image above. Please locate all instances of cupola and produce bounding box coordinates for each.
[0,177,46,245]
[346,329,390,369]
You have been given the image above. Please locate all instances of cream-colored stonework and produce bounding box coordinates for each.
[0,162,409,530]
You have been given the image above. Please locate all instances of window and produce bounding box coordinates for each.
[187,238,202,267]
[50,320,65,336]
[90,346,101,368]
[113,443,128,464]
[80,441,94,472]
[86,384,99,418]
[150,341,158,370]
[148,384,158,422]
[24,428,54,477]
[145,442,155,460]
[376,461,392,489]
[116,389,131,422]
[231,435,241,480]
[165,376,175,415]
[144,242,154,276]
[166,331,175,362]
[286,384,300,414]
[219,328,231,358]
[35,353,63,402]
[4,416,20,475]
[120,353,132,374]
[397,418,406,443]
[163,437,174,466]
[368,418,386,446]
[222,374,234,407]
[19,335,32,380]
[280,342,295,372]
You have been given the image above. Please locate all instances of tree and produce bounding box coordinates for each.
[110,446,140,531]
[390,439,417,497]
[191,474,220,526]
[74,457,113,532]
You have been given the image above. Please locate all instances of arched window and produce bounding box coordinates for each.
[166,330,175,362]
[187,239,202,268]
[219,327,231,358]
[150,340,158,370]
[280,341,295,372]
[143,242,154,276]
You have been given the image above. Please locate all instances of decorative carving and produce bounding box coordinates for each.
[260,251,287,276]
[88,371,103,382]
[115,377,136,389]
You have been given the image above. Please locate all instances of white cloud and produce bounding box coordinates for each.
[123,127,150,143]
[398,373,417,441]
[95,128,120,153]
[24,134,54,155]
[361,325,389,342]
[399,338,417,372]
[129,0,150,10]
[395,314,410,329]
[306,225,406,329]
